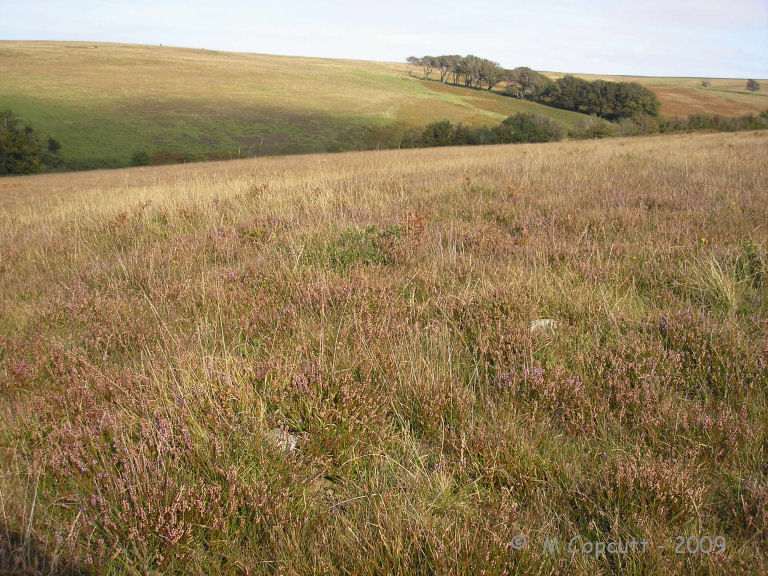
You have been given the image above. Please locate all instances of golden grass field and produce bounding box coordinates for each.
[1,130,767,574]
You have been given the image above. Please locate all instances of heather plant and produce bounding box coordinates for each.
[1,131,767,574]
[301,225,402,271]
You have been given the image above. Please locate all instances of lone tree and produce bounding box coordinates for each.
[47,137,61,155]
[406,56,420,77]
[746,79,761,92]
[437,55,460,83]
[420,56,436,80]
[41,136,63,168]
[506,67,553,99]
[479,59,504,90]
[460,55,483,87]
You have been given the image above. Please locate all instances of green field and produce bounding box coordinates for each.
[0,42,592,169]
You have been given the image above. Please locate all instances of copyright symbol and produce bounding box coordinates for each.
[511,534,527,550]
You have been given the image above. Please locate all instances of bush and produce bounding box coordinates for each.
[570,116,615,139]
[131,150,150,166]
[469,126,498,145]
[420,121,500,147]
[0,109,44,175]
[494,113,564,143]
[421,120,456,146]
[421,117,556,147]
[682,113,768,132]
[451,123,476,146]
[615,114,660,136]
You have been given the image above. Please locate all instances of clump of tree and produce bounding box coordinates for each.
[407,54,505,90]
[1,110,42,175]
[421,120,457,146]
[421,120,495,146]
[535,75,660,119]
[493,113,564,143]
[570,115,616,139]
[671,110,768,132]
[505,67,553,100]
[421,113,564,148]
[586,109,768,139]
[406,56,661,121]
[0,110,63,175]
[746,79,761,92]
[131,150,150,166]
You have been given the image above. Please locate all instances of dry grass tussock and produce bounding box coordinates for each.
[1,131,767,575]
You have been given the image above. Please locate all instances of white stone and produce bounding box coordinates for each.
[529,318,558,334]
[266,427,299,453]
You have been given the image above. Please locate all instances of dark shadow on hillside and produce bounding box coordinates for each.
[0,94,409,172]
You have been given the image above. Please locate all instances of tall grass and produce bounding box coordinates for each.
[0,131,767,574]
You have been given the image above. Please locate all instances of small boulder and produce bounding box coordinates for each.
[529,318,558,334]
[266,427,299,453]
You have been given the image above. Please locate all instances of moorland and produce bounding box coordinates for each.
[1,129,767,574]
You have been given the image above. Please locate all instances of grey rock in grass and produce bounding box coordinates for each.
[529,318,558,334]
[266,427,299,453]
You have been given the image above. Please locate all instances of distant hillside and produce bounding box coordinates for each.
[547,72,768,117]
[0,42,588,169]
[1,42,765,171]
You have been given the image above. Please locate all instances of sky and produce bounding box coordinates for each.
[1,0,767,77]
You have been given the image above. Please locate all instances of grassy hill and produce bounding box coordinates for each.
[1,131,767,574]
[0,41,589,169]
[561,73,768,117]
[3,41,765,170]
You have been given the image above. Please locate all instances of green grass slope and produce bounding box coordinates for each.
[0,41,589,169]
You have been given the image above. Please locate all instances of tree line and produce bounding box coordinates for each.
[603,109,768,137]
[337,107,768,154]
[407,55,506,90]
[407,56,660,120]
[420,113,564,147]
[417,109,768,148]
